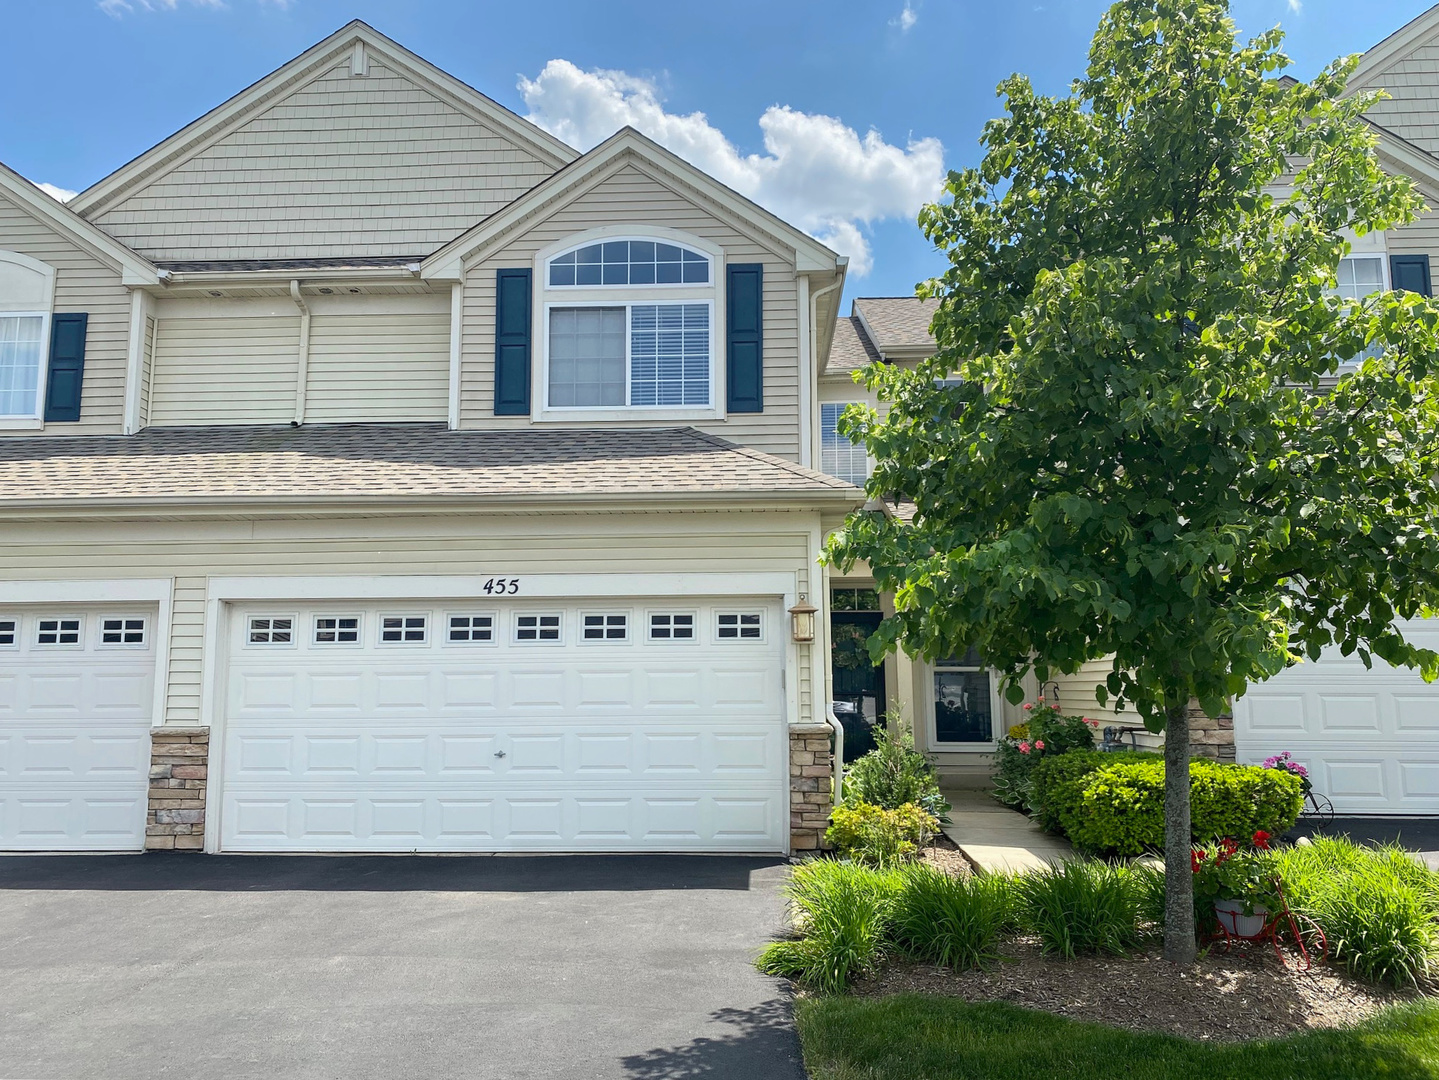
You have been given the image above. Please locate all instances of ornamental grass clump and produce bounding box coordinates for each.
[1273,836,1439,988]
[892,864,1015,970]
[756,859,904,993]
[1018,859,1146,957]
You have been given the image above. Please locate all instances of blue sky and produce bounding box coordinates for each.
[1,0,1432,305]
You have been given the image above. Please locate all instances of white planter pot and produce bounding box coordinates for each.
[1214,899,1269,938]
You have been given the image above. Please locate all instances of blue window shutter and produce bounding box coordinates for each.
[494,268,532,416]
[726,263,763,413]
[44,312,88,423]
[1391,254,1432,297]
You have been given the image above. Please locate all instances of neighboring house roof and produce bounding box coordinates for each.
[422,127,845,279]
[0,425,860,508]
[852,297,939,356]
[0,160,158,286]
[826,315,882,374]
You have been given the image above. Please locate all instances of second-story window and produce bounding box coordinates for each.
[821,402,870,487]
[540,237,717,415]
[0,250,56,422]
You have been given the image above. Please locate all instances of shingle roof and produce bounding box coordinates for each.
[156,256,425,273]
[852,297,939,353]
[0,424,860,505]
[826,315,882,375]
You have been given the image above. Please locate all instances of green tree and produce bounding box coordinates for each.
[825,0,1439,963]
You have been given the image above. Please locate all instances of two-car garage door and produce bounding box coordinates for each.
[1235,618,1439,815]
[219,599,788,853]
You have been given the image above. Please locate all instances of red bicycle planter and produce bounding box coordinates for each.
[1206,881,1327,971]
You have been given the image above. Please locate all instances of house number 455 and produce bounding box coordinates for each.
[481,577,521,595]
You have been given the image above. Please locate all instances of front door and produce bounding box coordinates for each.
[830,588,886,762]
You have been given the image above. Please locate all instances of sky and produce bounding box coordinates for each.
[1,0,1434,307]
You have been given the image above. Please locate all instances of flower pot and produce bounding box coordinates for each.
[1214,899,1269,938]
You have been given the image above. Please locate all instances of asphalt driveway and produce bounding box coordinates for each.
[0,854,806,1080]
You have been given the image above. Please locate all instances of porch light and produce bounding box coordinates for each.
[788,595,818,643]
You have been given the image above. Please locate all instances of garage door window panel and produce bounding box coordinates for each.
[35,617,82,647]
[380,615,428,645]
[515,613,562,643]
[314,616,361,646]
[99,617,147,647]
[716,613,764,641]
[0,617,15,648]
[582,613,630,642]
[649,613,696,641]
[447,614,496,644]
[247,616,296,646]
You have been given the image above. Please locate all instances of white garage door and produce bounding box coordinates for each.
[0,607,156,850]
[1234,618,1439,814]
[219,599,788,852]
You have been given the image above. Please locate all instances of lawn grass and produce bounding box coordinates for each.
[795,993,1439,1080]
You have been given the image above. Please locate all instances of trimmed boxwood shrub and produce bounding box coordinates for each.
[1061,759,1305,856]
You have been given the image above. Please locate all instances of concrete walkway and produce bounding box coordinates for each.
[941,788,1073,874]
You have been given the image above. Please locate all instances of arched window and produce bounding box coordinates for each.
[0,250,55,420]
[538,234,719,415]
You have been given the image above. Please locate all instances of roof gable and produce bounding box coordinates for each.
[0,161,156,285]
[424,127,842,279]
[1351,6,1439,158]
[70,22,578,262]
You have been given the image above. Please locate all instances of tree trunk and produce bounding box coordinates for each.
[1163,700,1197,964]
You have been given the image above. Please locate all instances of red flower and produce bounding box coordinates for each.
[1190,850,1206,873]
[1252,830,1271,851]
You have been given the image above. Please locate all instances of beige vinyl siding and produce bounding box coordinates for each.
[87,60,556,262]
[0,510,819,727]
[0,191,130,436]
[150,315,300,426]
[458,162,803,460]
[304,310,450,423]
[1381,165,1439,266]
[1357,37,1439,156]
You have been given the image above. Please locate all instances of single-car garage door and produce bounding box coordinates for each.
[1234,618,1439,814]
[0,606,156,851]
[219,599,788,852]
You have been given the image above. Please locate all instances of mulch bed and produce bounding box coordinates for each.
[919,833,974,878]
[849,938,1423,1041]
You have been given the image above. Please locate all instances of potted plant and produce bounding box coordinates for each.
[1262,751,1312,794]
[1191,831,1280,938]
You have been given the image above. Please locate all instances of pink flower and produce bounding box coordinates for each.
[1035,740,1045,750]
[1018,741,1032,755]
[1023,703,1034,711]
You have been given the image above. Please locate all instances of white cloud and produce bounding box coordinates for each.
[36,183,78,203]
[99,0,288,16]
[891,2,918,31]
[518,60,944,277]
[1287,0,1301,10]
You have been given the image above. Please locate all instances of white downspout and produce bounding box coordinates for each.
[826,706,845,809]
[290,279,311,426]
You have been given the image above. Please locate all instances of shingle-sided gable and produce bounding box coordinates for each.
[1351,9,1439,158]
[86,57,560,262]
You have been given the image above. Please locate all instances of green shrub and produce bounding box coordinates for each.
[826,802,939,867]
[991,703,1099,812]
[756,859,904,992]
[1045,757,1303,856]
[1029,749,1162,832]
[843,727,950,821]
[1272,837,1438,988]
[892,865,1014,970]
[1017,859,1146,957]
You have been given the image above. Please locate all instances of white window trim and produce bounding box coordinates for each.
[378,612,430,646]
[312,613,364,648]
[34,614,84,649]
[646,610,699,643]
[245,614,300,649]
[97,614,149,649]
[0,614,17,649]
[531,227,727,423]
[926,656,1005,752]
[444,611,499,646]
[1332,248,1390,372]
[715,610,766,643]
[0,250,55,428]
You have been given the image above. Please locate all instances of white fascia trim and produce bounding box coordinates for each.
[0,578,174,728]
[205,571,798,602]
[123,290,148,435]
[1351,8,1439,88]
[0,165,158,285]
[1373,135,1439,194]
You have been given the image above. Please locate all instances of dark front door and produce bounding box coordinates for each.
[831,607,886,762]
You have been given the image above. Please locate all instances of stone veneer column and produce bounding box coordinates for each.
[789,723,835,852]
[1186,701,1237,763]
[146,728,210,851]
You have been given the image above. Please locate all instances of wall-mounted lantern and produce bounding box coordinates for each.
[788,594,818,643]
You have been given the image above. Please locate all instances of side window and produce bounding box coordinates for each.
[820,402,869,486]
